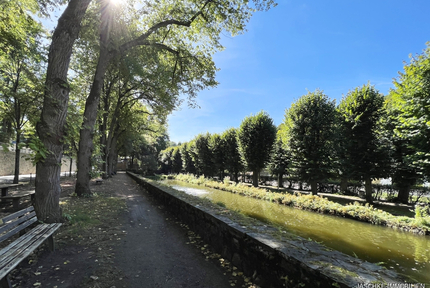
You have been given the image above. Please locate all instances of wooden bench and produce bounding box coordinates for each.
[0,184,22,198]
[0,206,62,288]
[1,191,35,211]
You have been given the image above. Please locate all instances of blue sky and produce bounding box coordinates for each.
[167,0,430,144]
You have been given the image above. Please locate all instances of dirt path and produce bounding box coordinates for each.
[111,173,232,288]
[4,173,239,288]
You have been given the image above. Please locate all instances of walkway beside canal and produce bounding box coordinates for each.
[112,172,234,287]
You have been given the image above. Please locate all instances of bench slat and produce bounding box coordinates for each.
[0,225,47,266]
[0,184,22,189]
[0,223,61,279]
[0,216,37,243]
[0,206,34,224]
[1,192,35,200]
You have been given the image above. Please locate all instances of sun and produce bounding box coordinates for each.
[109,0,122,6]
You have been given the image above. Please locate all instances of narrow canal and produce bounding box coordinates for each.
[160,180,430,284]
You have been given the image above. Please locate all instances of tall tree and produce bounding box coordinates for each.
[283,90,337,195]
[390,44,430,180]
[159,147,174,174]
[210,133,226,179]
[222,128,243,182]
[171,146,183,174]
[35,0,92,222]
[268,137,290,188]
[337,84,391,203]
[238,111,276,187]
[115,101,167,175]
[181,141,196,174]
[75,0,276,196]
[385,105,419,204]
[0,0,44,183]
[192,133,214,177]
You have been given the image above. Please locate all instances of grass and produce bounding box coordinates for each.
[59,194,127,239]
[168,173,430,235]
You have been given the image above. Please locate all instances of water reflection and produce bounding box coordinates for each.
[164,180,430,284]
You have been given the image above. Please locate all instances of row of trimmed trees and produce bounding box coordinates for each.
[159,44,430,204]
[160,111,277,187]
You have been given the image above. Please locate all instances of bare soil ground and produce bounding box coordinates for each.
[0,173,255,288]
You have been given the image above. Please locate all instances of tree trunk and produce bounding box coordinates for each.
[397,186,410,204]
[13,132,20,184]
[311,180,318,195]
[35,0,91,223]
[75,1,117,196]
[252,170,259,187]
[107,135,118,176]
[100,81,113,179]
[277,173,283,188]
[75,40,113,196]
[364,176,373,204]
[111,139,118,174]
[340,177,348,194]
[69,157,73,177]
[100,124,108,179]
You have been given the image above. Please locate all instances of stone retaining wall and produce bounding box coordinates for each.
[127,172,402,288]
[0,149,75,176]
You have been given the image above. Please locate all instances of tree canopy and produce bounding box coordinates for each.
[283,90,337,195]
[389,43,430,178]
[238,111,276,187]
[338,84,391,202]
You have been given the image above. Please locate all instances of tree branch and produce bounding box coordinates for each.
[118,0,213,55]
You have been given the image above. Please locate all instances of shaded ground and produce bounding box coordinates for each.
[1,173,253,288]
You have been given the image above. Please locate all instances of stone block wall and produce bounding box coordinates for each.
[0,149,76,176]
[127,172,402,288]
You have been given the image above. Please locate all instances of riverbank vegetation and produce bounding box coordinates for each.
[163,173,430,235]
[158,44,430,207]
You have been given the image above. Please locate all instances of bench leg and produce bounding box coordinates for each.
[0,188,7,204]
[0,274,11,288]
[47,235,55,251]
[12,198,19,211]
[1,188,7,197]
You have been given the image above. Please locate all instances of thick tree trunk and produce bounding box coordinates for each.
[277,173,283,188]
[107,135,118,176]
[100,122,108,179]
[100,85,111,179]
[340,177,348,194]
[252,170,259,187]
[35,0,91,223]
[69,157,73,177]
[397,186,410,204]
[13,132,20,184]
[75,2,116,196]
[109,138,118,175]
[311,180,318,195]
[75,44,112,196]
[234,172,239,183]
[364,176,373,204]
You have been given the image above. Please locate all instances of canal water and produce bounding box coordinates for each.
[160,180,430,284]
